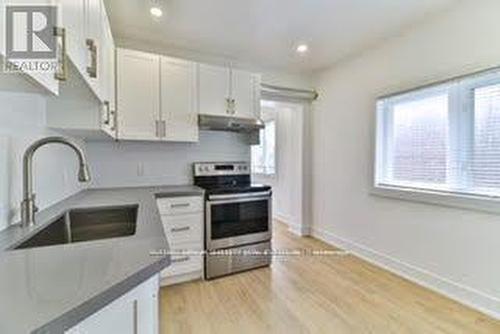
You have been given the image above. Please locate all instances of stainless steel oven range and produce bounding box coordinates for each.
[193,162,272,279]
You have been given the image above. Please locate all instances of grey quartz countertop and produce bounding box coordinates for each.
[0,185,204,334]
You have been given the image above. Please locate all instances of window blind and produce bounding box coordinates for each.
[375,68,500,199]
[471,83,500,194]
[391,93,449,186]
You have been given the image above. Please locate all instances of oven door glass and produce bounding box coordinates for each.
[210,198,270,240]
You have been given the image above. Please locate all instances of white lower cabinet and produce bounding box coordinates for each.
[65,274,159,334]
[156,196,204,286]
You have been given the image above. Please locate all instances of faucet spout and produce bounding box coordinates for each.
[21,136,91,227]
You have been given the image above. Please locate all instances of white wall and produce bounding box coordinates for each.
[0,76,87,231]
[311,0,500,318]
[86,131,250,188]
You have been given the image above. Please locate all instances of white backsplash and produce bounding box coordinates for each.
[86,131,251,188]
[0,91,87,231]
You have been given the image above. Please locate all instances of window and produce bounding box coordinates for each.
[375,68,500,203]
[251,120,276,175]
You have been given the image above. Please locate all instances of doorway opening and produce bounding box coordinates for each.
[252,99,310,236]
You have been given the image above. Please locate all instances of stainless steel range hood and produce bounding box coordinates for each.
[198,115,264,133]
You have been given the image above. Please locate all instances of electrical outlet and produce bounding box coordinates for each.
[62,169,68,186]
[137,163,144,177]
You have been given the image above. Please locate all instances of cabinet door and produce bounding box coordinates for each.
[65,275,159,334]
[134,274,160,334]
[116,48,160,141]
[160,56,198,142]
[82,0,103,99]
[76,298,135,334]
[251,73,262,118]
[232,70,261,119]
[99,9,116,137]
[198,63,229,117]
[59,0,85,73]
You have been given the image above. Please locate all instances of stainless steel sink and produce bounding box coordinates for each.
[12,205,138,250]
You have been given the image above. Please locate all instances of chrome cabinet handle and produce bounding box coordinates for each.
[161,120,167,137]
[155,120,161,137]
[110,109,116,131]
[133,299,138,334]
[103,101,110,125]
[170,203,190,208]
[171,226,190,233]
[86,39,97,78]
[172,256,190,263]
[226,97,236,115]
[54,27,67,81]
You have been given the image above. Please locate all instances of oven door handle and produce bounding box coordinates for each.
[208,195,271,205]
[208,191,272,201]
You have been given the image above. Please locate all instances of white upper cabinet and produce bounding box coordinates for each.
[99,8,116,136]
[116,48,161,141]
[160,56,198,142]
[59,0,86,72]
[115,52,198,142]
[63,0,114,105]
[232,69,261,119]
[114,51,262,142]
[198,64,230,117]
[82,0,103,99]
[198,64,261,119]
[45,0,115,139]
[2,0,114,101]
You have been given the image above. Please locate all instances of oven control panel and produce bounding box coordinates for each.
[193,162,250,176]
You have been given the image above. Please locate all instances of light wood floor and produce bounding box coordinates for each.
[160,222,500,334]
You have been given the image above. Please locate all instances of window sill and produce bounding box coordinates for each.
[370,184,500,215]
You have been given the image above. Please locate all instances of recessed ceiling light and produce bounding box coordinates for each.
[296,44,309,54]
[150,7,163,17]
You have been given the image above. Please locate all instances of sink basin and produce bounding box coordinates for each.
[12,205,138,250]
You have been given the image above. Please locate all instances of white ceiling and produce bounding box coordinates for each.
[104,0,457,73]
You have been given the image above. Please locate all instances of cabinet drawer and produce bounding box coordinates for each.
[156,196,203,215]
[162,241,203,278]
[162,214,203,245]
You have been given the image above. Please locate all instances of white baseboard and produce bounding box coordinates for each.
[274,214,310,236]
[274,213,298,235]
[311,227,500,320]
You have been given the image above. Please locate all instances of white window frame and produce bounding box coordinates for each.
[372,67,500,214]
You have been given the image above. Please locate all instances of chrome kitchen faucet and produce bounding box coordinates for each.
[21,136,91,227]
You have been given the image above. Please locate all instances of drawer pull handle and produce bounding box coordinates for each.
[171,203,190,208]
[171,226,190,233]
[172,256,190,263]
